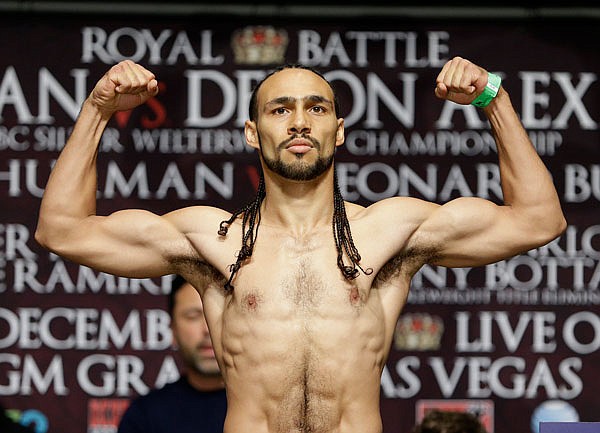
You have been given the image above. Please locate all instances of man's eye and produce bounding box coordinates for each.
[274,107,287,114]
[311,106,325,113]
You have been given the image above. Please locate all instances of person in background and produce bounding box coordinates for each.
[117,275,226,433]
[412,410,488,433]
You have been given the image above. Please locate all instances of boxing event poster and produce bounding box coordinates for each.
[0,11,598,433]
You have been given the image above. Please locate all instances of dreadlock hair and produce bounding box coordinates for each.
[217,64,371,291]
[218,173,266,291]
[332,166,373,280]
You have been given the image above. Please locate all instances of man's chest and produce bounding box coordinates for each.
[234,247,359,312]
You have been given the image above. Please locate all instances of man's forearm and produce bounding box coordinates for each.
[485,87,566,236]
[36,99,111,246]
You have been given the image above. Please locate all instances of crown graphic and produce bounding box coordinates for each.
[231,26,289,65]
[394,313,444,351]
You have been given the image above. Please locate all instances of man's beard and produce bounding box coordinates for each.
[259,133,334,181]
[181,346,221,377]
[192,359,221,377]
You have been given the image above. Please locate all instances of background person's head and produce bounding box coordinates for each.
[168,276,222,389]
[413,410,488,433]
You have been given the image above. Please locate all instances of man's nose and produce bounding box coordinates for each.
[288,110,310,135]
[201,321,210,334]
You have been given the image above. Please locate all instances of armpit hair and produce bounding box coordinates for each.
[170,256,228,293]
[373,246,440,288]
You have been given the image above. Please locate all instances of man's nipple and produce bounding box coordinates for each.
[349,287,361,305]
[242,292,261,311]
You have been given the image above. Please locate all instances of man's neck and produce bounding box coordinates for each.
[260,168,335,233]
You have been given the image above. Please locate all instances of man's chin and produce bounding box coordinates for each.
[195,361,221,377]
[268,159,332,181]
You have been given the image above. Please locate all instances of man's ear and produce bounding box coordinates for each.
[335,118,345,147]
[245,120,259,150]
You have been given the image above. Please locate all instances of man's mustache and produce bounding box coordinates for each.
[277,134,321,151]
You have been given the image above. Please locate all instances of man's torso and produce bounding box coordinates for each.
[175,204,425,433]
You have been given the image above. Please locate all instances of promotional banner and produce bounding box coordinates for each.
[0,12,598,433]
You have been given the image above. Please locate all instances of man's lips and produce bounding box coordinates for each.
[285,138,313,154]
[198,345,216,357]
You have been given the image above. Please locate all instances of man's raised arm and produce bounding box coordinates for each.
[35,60,187,278]
[410,57,567,268]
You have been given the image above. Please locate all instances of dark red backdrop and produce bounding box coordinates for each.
[0,12,598,433]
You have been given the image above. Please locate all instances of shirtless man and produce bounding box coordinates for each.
[35,57,566,433]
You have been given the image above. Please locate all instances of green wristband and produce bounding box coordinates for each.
[471,72,502,108]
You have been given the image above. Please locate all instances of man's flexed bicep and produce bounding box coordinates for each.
[35,61,183,277]
[409,197,559,269]
[36,208,195,278]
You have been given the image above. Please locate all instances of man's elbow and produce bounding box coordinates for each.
[534,210,567,246]
[34,222,53,251]
[554,214,568,240]
[557,213,568,236]
[34,218,67,253]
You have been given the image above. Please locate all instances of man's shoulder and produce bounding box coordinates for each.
[162,205,235,242]
[164,205,232,224]
[348,196,438,224]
